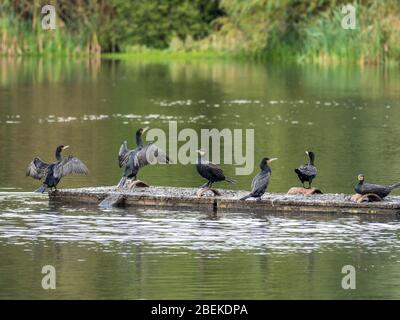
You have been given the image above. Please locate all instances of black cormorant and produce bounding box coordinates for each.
[240,157,277,200]
[295,151,317,188]
[355,174,400,199]
[118,127,169,188]
[26,145,88,193]
[196,150,235,188]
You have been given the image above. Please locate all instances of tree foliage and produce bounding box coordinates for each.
[0,0,223,52]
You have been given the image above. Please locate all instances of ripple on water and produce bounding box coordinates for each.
[0,193,400,257]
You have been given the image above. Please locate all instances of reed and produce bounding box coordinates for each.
[0,1,99,57]
[1,0,400,65]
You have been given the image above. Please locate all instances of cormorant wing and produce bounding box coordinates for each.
[362,183,390,195]
[118,141,134,168]
[298,164,317,176]
[202,159,226,180]
[136,143,170,167]
[26,157,50,180]
[54,156,89,178]
[251,171,270,193]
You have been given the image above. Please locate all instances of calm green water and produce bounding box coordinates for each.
[1,58,400,299]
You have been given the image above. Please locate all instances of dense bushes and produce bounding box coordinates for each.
[0,0,223,55]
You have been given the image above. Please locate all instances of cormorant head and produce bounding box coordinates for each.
[196,150,206,157]
[136,127,149,136]
[357,174,365,182]
[261,157,277,168]
[56,145,69,153]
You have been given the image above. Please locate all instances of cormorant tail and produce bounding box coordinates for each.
[35,185,47,193]
[225,177,236,184]
[390,182,400,190]
[294,168,301,174]
[240,194,252,201]
[117,177,127,189]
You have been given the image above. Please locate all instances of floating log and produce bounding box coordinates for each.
[287,187,323,195]
[48,186,400,215]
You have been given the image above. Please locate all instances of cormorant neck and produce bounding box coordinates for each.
[197,154,204,163]
[308,155,314,165]
[136,132,143,147]
[260,163,270,172]
[55,149,63,161]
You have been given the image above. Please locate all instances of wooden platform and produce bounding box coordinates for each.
[48,186,400,215]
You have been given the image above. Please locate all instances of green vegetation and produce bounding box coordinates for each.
[1,0,400,64]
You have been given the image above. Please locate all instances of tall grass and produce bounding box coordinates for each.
[296,5,390,65]
[163,1,400,65]
[0,2,99,57]
[244,2,400,65]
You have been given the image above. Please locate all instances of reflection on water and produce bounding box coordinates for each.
[1,58,400,299]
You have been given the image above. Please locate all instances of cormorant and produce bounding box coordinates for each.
[355,174,400,199]
[26,145,88,193]
[295,151,317,188]
[117,127,169,188]
[196,150,235,188]
[240,157,277,200]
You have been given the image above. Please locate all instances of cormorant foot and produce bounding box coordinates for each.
[200,181,213,189]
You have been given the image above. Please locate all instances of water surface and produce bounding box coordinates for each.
[0,58,400,299]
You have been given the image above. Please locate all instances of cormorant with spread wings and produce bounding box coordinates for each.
[117,127,170,188]
[26,145,89,193]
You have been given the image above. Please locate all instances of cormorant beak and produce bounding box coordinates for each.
[62,145,70,150]
[142,127,149,133]
[267,158,278,164]
[305,151,309,156]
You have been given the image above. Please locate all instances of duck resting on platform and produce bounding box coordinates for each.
[26,145,89,193]
[117,127,170,189]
